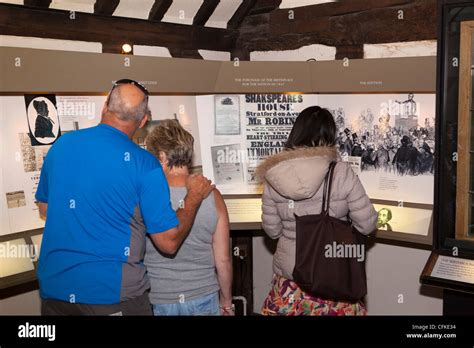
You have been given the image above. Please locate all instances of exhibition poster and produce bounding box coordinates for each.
[197,94,319,194]
[320,93,435,205]
[211,144,244,185]
[198,93,435,206]
[214,95,240,135]
[245,94,305,188]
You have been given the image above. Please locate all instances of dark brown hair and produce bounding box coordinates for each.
[285,106,336,149]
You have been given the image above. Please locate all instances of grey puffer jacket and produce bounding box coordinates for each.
[256,146,377,280]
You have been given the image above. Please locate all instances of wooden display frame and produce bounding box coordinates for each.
[420,0,474,295]
[455,20,474,241]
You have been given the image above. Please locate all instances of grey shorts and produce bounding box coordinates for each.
[41,292,153,316]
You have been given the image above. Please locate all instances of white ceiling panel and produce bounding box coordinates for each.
[113,0,155,19]
[280,0,335,9]
[205,0,242,29]
[0,0,23,4]
[49,0,95,13]
[162,0,203,25]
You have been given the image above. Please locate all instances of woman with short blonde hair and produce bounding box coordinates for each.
[144,119,234,316]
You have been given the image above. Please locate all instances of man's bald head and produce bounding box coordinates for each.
[105,84,148,123]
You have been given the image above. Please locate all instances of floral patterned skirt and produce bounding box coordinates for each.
[261,274,367,316]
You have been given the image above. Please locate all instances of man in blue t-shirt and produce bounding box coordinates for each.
[36,79,213,315]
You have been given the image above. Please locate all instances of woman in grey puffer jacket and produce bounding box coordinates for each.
[256,106,377,316]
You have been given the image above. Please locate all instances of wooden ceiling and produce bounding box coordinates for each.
[0,0,437,60]
[236,0,438,59]
[0,0,283,57]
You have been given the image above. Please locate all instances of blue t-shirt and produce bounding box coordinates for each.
[35,124,179,305]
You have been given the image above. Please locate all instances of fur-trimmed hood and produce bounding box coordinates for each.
[256,146,339,201]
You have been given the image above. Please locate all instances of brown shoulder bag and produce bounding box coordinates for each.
[292,161,368,303]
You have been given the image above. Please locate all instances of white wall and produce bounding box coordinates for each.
[133,45,172,58]
[205,0,243,29]
[113,0,155,20]
[253,238,443,315]
[251,44,336,61]
[365,244,442,314]
[49,0,95,13]
[0,35,102,53]
[198,50,230,61]
[279,0,336,9]
[364,41,437,59]
[150,96,203,166]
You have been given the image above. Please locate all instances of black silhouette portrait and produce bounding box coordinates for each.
[33,100,55,138]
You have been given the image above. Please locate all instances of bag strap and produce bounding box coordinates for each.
[321,166,330,214]
[321,162,337,214]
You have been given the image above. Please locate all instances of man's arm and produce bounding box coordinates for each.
[37,202,48,220]
[149,174,214,255]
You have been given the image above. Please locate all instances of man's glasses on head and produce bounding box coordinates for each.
[107,78,149,106]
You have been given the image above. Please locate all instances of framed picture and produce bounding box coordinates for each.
[214,95,240,135]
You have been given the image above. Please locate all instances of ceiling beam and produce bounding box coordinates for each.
[94,0,120,15]
[248,0,281,15]
[273,0,413,20]
[169,47,203,59]
[228,0,257,29]
[235,0,437,53]
[193,0,220,26]
[335,45,364,60]
[148,0,173,21]
[23,0,51,8]
[0,3,237,52]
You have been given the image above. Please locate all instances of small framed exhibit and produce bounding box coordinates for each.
[372,200,432,246]
[0,228,43,298]
[421,0,474,293]
[214,95,240,136]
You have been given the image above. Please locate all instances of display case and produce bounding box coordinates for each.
[421,0,474,294]
[0,47,437,303]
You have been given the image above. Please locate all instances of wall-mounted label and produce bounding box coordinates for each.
[431,255,474,284]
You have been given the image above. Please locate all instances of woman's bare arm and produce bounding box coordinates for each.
[212,189,233,314]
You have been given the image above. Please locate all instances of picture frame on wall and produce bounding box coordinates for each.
[214,95,240,136]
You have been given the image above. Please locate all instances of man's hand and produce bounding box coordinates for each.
[186,174,214,200]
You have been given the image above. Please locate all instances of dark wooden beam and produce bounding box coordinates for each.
[336,45,364,60]
[169,47,203,59]
[24,0,51,8]
[274,0,413,21]
[94,0,120,15]
[270,0,414,36]
[193,0,220,26]
[249,0,281,15]
[148,0,173,21]
[228,0,257,29]
[235,0,437,53]
[0,3,237,52]
[231,47,250,61]
[101,42,133,54]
